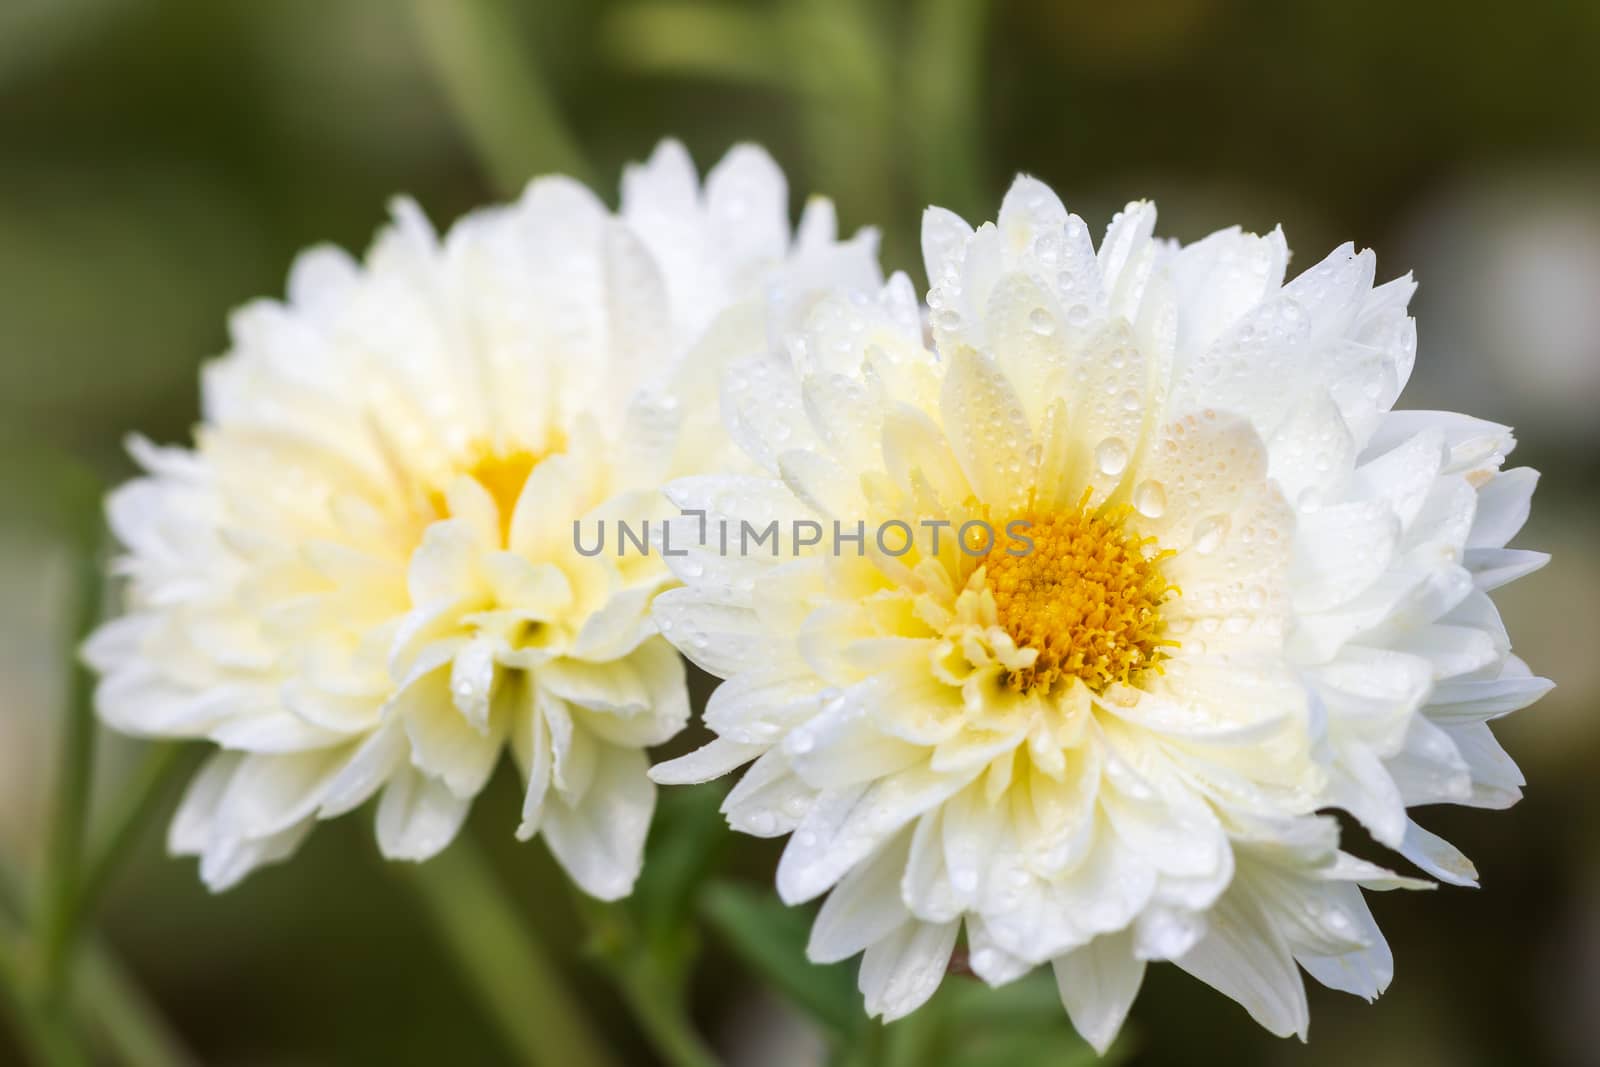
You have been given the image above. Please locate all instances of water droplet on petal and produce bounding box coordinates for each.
[1192,515,1230,554]
[1133,480,1167,518]
[1094,437,1129,476]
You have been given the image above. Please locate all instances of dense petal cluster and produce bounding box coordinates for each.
[86,142,880,894]
[652,177,1548,1045]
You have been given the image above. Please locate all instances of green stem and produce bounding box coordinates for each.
[832,1021,884,1067]
[2,860,191,1067]
[75,937,196,1067]
[606,960,720,1067]
[0,858,80,1067]
[570,890,719,1067]
[0,936,88,1067]
[406,838,623,1067]
[36,546,103,1012]
[410,0,593,197]
[69,743,186,937]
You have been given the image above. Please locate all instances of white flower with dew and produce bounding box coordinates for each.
[650,177,1549,1046]
[84,141,881,896]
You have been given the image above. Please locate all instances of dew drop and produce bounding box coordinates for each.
[1028,307,1055,335]
[1133,480,1167,519]
[1094,437,1129,476]
[1192,515,1231,554]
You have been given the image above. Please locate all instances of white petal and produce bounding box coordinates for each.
[922,206,974,288]
[1446,720,1525,808]
[785,699,926,790]
[1098,201,1159,313]
[1290,502,1399,612]
[407,520,487,605]
[939,346,1034,511]
[720,748,815,837]
[1397,819,1478,887]
[777,765,965,904]
[515,685,554,840]
[169,751,244,856]
[1295,896,1392,1002]
[1467,467,1538,549]
[212,749,348,842]
[568,583,660,663]
[543,638,688,725]
[858,919,960,1021]
[1051,928,1145,1055]
[540,742,655,900]
[396,668,504,799]
[375,766,471,862]
[808,834,912,963]
[1427,657,1553,721]
[1175,890,1309,1040]
[702,663,826,744]
[1351,428,1445,530]
[198,820,313,892]
[704,143,788,267]
[1266,388,1353,502]
[1462,548,1549,592]
[649,737,767,785]
[1132,906,1207,962]
[1171,225,1288,353]
[652,589,769,678]
[451,637,498,732]
[901,807,962,922]
[965,915,1033,987]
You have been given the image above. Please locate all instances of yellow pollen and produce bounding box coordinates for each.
[984,492,1177,694]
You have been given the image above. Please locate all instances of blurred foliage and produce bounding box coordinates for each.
[701,881,866,1043]
[1,0,1597,1064]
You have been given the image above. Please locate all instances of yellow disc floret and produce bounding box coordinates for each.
[984,493,1177,694]
[426,436,564,546]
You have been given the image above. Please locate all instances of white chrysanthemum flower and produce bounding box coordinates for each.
[651,177,1549,1046]
[84,141,881,895]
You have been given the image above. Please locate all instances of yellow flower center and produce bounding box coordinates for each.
[428,439,562,545]
[983,497,1177,694]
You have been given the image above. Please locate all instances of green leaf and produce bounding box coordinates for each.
[699,880,864,1041]
[601,3,797,91]
[409,0,593,195]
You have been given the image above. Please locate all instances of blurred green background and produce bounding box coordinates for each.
[2,0,1597,1064]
